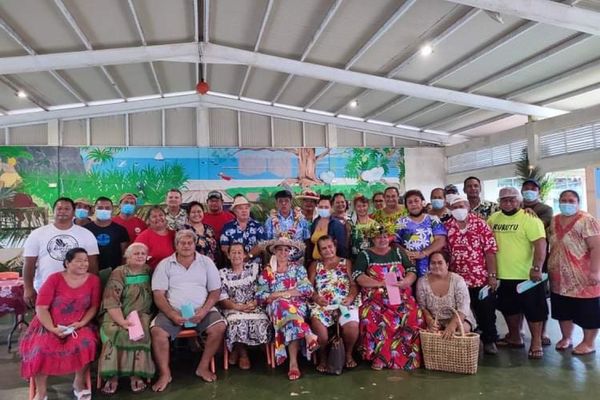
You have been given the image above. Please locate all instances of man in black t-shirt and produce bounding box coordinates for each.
[84,197,130,270]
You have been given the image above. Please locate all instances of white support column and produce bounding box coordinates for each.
[196,107,210,147]
[85,118,91,145]
[236,111,242,147]
[301,121,306,147]
[326,123,337,148]
[4,127,9,145]
[48,119,59,146]
[125,113,130,146]
[269,116,274,147]
[161,109,166,146]
[527,122,540,169]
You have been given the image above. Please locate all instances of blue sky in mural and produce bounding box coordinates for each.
[80,147,401,181]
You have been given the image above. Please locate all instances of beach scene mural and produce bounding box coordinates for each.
[0,145,405,249]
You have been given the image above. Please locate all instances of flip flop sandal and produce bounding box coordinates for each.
[101,379,118,395]
[528,348,544,359]
[345,359,358,369]
[572,349,596,356]
[288,369,301,380]
[555,341,573,351]
[542,336,552,346]
[131,379,147,393]
[316,364,328,373]
[73,388,92,400]
[497,338,525,348]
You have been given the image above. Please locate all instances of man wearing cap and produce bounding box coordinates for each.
[203,190,234,241]
[265,190,309,242]
[84,196,130,271]
[220,195,267,260]
[488,187,547,359]
[23,197,99,307]
[165,188,187,231]
[297,189,320,226]
[113,193,147,241]
[464,176,499,220]
[74,198,93,226]
[445,194,499,354]
[444,184,459,196]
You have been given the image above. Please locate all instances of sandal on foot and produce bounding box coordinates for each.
[542,336,552,347]
[555,340,572,351]
[288,369,301,380]
[101,379,118,395]
[497,338,525,348]
[130,378,147,393]
[345,359,358,369]
[316,364,328,373]
[572,348,596,356]
[306,337,320,353]
[371,360,385,371]
[528,348,544,359]
[73,388,92,400]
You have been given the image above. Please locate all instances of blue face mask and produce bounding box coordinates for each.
[559,203,578,216]
[522,190,538,202]
[431,199,445,210]
[317,208,331,218]
[96,209,112,221]
[120,203,136,215]
[74,208,89,219]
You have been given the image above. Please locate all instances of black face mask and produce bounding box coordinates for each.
[501,208,519,216]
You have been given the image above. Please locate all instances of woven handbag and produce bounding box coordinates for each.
[419,307,480,375]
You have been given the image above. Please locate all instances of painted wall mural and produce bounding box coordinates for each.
[0,146,405,210]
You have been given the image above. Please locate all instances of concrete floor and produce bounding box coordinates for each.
[1,315,599,400]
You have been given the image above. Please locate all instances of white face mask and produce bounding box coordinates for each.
[451,208,468,221]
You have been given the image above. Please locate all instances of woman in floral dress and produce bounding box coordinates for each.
[350,195,378,260]
[219,244,272,370]
[354,226,424,370]
[183,201,218,261]
[256,238,318,380]
[308,235,359,372]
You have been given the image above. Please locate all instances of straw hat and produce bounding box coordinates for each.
[231,195,251,209]
[266,236,305,254]
[74,198,92,207]
[296,189,320,201]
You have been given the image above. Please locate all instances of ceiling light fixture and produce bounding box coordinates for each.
[349,99,359,108]
[420,44,433,56]
[17,90,27,98]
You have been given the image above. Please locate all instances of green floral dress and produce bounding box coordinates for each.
[99,265,155,379]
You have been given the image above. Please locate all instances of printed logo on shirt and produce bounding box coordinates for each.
[46,234,79,261]
[96,233,111,247]
[491,223,519,232]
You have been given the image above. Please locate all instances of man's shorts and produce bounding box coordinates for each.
[497,279,548,322]
[151,309,226,339]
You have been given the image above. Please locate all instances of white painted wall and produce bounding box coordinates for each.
[404,147,446,199]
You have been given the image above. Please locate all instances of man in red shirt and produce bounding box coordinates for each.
[202,190,234,241]
[113,193,147,241]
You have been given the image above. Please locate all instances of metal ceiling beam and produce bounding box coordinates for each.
[0,17,87,104]
[394,32,590,124]
[127,0,163,96]
[53,0,127,99]
[337,7,481,117]
[425,55,600,130]
[202,43,566,118]
[0,75,49,111]
[238,0,274,98]
[0,92,458,144]
[271,0,344,104]
[303,0,418,109]
[445,0,600,36]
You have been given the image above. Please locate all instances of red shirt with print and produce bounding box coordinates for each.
[444,213,498,288]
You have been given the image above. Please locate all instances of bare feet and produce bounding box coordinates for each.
[238,356,251,370]
[316,362,328,373]
[151,374,172,392]
[195,367,217,382]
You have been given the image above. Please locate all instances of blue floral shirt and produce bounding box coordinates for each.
[394,214,447,277]
[264,211,310,241]
[220,219,267,253]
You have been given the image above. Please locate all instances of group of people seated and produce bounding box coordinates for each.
[18,178,600,399]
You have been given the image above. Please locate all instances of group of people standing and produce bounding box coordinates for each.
[17,177,600,398]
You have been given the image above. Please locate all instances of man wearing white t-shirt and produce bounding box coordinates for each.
[23,197,99,307]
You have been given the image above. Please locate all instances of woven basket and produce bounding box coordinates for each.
[420,308,480,375]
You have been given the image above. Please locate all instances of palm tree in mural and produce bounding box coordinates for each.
[515,148,553,201]
[84,147,125,171]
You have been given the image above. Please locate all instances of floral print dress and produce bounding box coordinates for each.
[310,258,358,327]
[353,249,424,370]
[256,262,314,365]
[219,262,272,351]
[184,223,218,261]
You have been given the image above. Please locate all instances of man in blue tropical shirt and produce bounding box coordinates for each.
[264,190,309,261]
[220,196,267,262]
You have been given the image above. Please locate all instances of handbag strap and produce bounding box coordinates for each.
[433,306,465,337]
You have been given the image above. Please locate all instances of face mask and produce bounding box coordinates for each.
[559,203,578,216]
[120,203,136,215]
[501,208,519,216]
[451,209,468,221]
[522,190,538,202]
[96,209,112,221]
[431,199,445,210]
[317,209,331,218]
[74,208,88,219]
